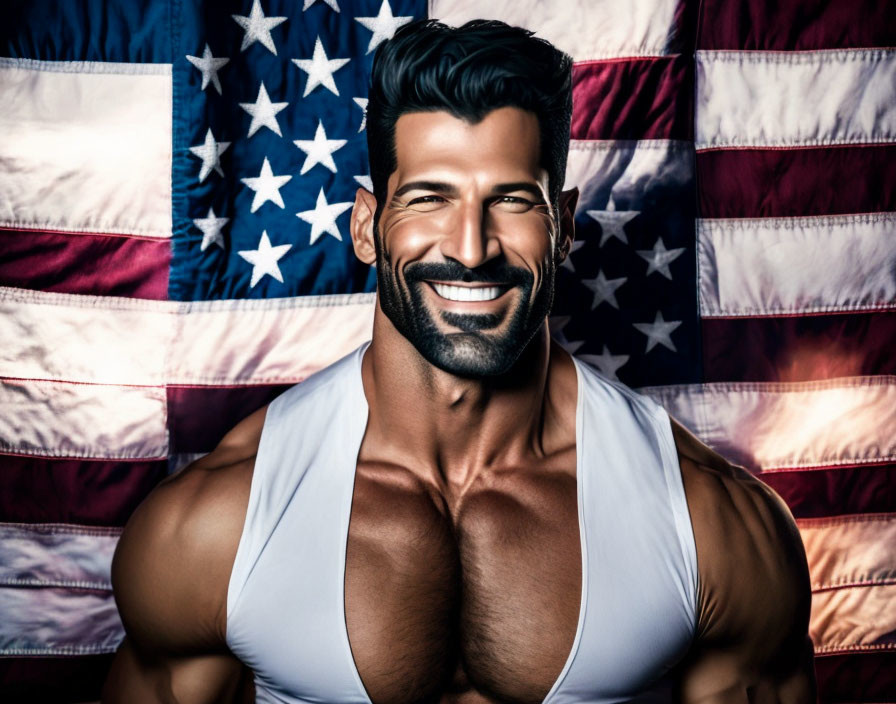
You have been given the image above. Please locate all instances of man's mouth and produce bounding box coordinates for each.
[429,282,506,302]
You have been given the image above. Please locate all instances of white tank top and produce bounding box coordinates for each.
[226,343,698,703]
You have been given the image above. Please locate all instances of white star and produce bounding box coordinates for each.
[238,231,292,288]
[292,36,350,97]
[354,174,373,192]
[633,311,682,353]
[586,208,639,246]
[239,82,289,138]
[581,270,627,310]
[636,237,686,280]
[241,158,293,213]
[188,128,230,182]
[297,189,354,244]
[293,121,347,174]
[580,346,630,381]
[303,0,340,10]
[560,240,585,273]
[548,316,584,354]
[185,44,229,94]
[354,0,414,54]
[193,207,229,251]
[353,97,368,132]
[232,0,287,55]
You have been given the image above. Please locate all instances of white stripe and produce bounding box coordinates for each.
[0,524,123,655]
[0,56,171,75]
[0,523,119,591]
[429,0,680,60]
[642,377,896,470]
[810,583,896,653]
[699,214,896,316]
[696,49,896,149]
[564,139,693,212]
[0,378,168,459]
[0,60,172,237]
[169,293,375,384]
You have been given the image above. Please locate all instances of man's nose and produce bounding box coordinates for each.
[440,201,499,269]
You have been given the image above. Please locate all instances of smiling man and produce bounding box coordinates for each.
[104,19,816,704]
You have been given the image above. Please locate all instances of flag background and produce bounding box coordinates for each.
[1,0,893,700]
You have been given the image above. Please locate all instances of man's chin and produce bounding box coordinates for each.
[413,330,525,379]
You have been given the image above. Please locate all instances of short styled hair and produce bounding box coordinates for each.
[366,19,573,215]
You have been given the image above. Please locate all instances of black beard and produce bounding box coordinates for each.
[374,236,556,378]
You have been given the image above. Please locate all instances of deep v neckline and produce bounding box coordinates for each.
[337,344,588,703]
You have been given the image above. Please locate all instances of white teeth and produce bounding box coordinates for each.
[432,283,503,302]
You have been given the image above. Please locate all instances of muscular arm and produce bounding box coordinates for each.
[672,421,816,703]
[102,410,265,703]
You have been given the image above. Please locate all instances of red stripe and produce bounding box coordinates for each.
[0,455,166,525]
[697,0,895,51]
[167,384,293,454]
[702,312,896,383]
[814,651,896,702]
[696,145,896,218]
[0,653,113,701]
[571,55,692,140]
[760,463,896,520]
[0,228,170,300]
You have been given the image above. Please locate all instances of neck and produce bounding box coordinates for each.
[360,304,574,496]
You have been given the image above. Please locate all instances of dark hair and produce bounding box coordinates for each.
[366,19,573,216]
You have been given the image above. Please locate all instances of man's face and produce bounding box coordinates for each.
[369,107,564,377]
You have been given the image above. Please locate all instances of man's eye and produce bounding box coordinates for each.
[407,195,445,206]
[494,196,536,212]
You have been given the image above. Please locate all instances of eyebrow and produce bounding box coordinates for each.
[392,180,547,202]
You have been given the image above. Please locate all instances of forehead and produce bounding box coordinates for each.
[391,107,542,182]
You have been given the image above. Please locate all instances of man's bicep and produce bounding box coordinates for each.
[103,636,251,704]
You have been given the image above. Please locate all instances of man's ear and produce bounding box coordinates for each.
[556,186,579,261]
[350,187,377,265]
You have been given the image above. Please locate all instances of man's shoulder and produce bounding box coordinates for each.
[671,420,812,665]
[111,406,267,651]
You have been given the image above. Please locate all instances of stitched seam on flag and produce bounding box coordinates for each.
[1,645,120,656]
[762,456,896,471]
[0,57,172,75]
[814,643,896,655]
[697,136,896,150]
[0,224,172,241]
[639,375,896,394]
[812,577,896,593]
[759,460,896,474]
[699,213,896,229]
[0,579,112,590]
[569,139,693,152]
[696,142,895,153]
[797,512,895,528]
[0,522,122,537]
[696,48,896,64]
[1,376,164,390]
[0,447,169,460]
[574,55,678,66]
[702,305,896,317]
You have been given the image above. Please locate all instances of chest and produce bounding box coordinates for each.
[343,463,582,704]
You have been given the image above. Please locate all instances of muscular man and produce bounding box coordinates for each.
[104,20,815,704]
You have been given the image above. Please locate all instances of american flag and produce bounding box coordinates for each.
[0,0,893,700]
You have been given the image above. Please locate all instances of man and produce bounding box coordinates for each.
[104,19,815,704]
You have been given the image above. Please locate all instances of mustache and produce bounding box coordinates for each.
[403,260,532,286]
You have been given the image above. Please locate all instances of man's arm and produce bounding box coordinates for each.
[102,410,265,703]
[672,421,816,703]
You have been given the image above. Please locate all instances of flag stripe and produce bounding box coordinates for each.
[814,651,896,702]
[643,377,896,471]
[810,583,896,653]
[167,385,291,454]
[0,228,170,300]
[429,0,685,60]
[760,462,896,519]
[0,0,170,63]
[1,287,375,387]
[696,144,896,218]
[0,654,116,702]
[696,0,896,51]
[0,457,167,525]
[701,313,896,383]
[565,139,694,195]
[0,378,167,460]
[698,214,896,317]
[0,586,120,655]
[0,523,118,590]
[572,56,691,140]
[0,58,172,237]
[695,49,896,150]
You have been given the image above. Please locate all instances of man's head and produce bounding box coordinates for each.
[351,20,577,378]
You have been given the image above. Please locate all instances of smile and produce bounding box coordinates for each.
[430,282,505,302]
